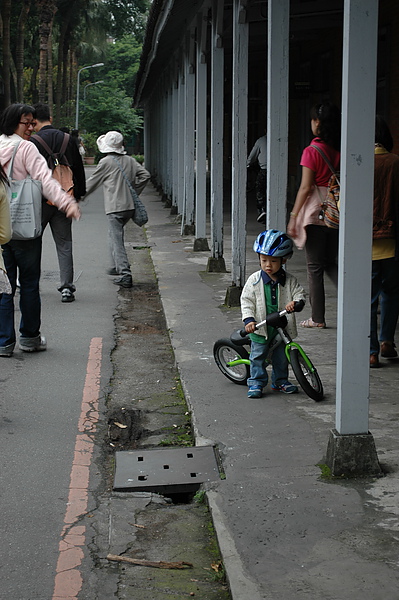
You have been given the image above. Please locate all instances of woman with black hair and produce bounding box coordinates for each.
[0,163,11,298]
[287,102,341,328]
[369,115,399,367]
[0,103,80,357]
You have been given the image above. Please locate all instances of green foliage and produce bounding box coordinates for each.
[317,463,333,479]
[80,85,143,138]
[100,0,151,42]
[194,489,207,504]
[105,35,143,97]
[81,132,98,156]
[2,0,149,127]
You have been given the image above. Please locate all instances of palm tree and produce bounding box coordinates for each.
[37,0,57,102]
[16,1,32,101]
[1,0,12,107]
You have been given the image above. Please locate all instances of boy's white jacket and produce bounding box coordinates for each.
[241,269,306,340]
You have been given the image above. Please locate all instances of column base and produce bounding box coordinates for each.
[224,285,242,307]
[193,237,210,251]
[206,257,226,273]
[325,429,382,477]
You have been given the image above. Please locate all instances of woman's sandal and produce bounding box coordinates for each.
[300,318,326,329]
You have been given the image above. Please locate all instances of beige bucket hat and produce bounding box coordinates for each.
[96,131,126,154]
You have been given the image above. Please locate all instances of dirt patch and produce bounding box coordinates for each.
[86,221,230,600]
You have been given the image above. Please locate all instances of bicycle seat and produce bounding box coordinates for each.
[230,329,250,345]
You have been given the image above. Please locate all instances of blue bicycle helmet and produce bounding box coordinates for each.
[253,229,293,258]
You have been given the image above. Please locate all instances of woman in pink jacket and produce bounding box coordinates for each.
[0,103,80,357]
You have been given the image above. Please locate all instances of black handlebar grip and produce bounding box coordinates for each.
[293,299,305,313]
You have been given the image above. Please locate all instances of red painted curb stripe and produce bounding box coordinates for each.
[52,338,103,600]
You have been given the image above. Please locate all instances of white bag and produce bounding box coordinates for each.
[7,143,42,240]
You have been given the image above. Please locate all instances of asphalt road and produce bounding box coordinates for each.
[0,183,115,599]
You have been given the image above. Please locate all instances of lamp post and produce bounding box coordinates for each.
[75,63,104,130]
[83,80,104,102]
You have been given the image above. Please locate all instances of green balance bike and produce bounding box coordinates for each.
[213,303,324,402]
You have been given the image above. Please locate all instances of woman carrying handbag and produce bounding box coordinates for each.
[287,102,341,329]
[85,131,151,289]
[0,103,81,357]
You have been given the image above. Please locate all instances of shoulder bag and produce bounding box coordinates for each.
[310,144,340,229]
[7,142,43,240]
[111,156,148,227]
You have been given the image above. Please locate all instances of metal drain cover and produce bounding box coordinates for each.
[113,446,221,493]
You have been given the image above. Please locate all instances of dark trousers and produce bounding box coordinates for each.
[370,257,399,354]
[0,237,42,347]
[305,224,338,324]
[255,169,267,214]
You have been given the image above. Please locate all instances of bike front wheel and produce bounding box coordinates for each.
[213,339,250,385]
[288,347,324,402]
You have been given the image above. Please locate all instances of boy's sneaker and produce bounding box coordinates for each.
[256,210,266,223]
[272,382,298,394]
[248,385,263,398]
[19,335,47,353]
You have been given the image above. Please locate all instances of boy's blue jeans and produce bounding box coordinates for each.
[247,339,289,389]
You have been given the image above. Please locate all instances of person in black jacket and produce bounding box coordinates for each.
[31,103,86,303]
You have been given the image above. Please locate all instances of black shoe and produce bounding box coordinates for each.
[380,341,398,358]
[257,210,266,223]
[61,288,75,303]
[107,268,118,275]
[113,275,133,288]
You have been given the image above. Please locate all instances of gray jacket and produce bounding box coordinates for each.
[85,154,150,214]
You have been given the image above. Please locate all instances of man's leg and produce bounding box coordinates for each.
[47,206,75,300]
[255,169,267,222]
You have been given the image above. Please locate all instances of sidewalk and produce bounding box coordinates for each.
[142,182,399,600]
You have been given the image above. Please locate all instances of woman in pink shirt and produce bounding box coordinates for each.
[0,103,80,357]
[287,102,340,328]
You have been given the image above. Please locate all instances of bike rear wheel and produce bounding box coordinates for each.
[289,347,324,401]
[213,339,250,385]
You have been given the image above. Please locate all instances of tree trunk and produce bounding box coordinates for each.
[16,1,31,102]
[1,0,12,107]
[47,30,54,114]
[37,0,57,103]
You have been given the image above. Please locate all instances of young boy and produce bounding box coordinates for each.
[241,229,306,398]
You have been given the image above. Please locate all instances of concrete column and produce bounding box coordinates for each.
[165,85,173,201]
[143,108,150,173]
[266,0,289,231]
[228,0,248,300]
[183,34,196,233]
[172,75,179,209]
[194,11,210,251]
[326,0,381,477]
[208,0,226,272]
[177,64,185,215]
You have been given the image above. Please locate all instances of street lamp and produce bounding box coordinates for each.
[75,63,104,130]
[83,80,104,102]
